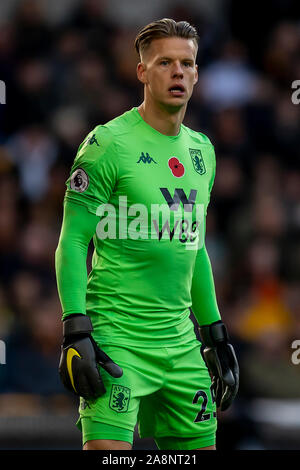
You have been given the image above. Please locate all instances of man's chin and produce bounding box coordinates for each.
[160,97,188,113]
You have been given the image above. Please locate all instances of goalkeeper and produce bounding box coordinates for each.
[55,18,239,451]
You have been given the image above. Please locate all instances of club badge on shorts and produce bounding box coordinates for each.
[70,168,89,192]
[109,384,131,413]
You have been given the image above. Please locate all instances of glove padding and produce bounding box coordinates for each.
[59,314,123,400]
[199,320,239,411]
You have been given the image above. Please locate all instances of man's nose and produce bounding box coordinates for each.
[171,61,184,77]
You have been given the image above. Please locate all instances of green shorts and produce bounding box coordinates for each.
[76,341,217,449]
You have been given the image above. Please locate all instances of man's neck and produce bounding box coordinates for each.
[137,100,186,136]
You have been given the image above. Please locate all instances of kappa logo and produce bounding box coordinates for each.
[85,133,100,146]
[189,149,206,175]
[109,384,130,413]
[80,399,91,410]
[137,152,157,164]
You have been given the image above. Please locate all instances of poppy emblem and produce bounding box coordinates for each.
[168,157,185,178]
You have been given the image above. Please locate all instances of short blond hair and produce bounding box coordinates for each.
[134,18,199,59]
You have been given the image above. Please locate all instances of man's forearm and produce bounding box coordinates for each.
[191,245,221,326]
[55,199,99,319]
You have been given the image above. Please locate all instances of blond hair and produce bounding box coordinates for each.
[134,18,199,59]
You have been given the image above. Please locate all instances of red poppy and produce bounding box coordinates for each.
[168,157,185,178]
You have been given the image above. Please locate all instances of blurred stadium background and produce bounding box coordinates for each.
[0,0,300,450]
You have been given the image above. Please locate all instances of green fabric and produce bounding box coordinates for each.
[78,418,134,446]
[191,240,221,326]
[76,343,217,442]
[155,434,216,450]
[55,106,221,346]
[55,200,99,317]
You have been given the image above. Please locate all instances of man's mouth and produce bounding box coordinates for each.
[168,84,185,96]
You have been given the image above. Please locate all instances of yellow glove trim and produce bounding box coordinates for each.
[66,348,81,393]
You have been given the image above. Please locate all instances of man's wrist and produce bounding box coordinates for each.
[199,320,229,348]
[62,314,93,342]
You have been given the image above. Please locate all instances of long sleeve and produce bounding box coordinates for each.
[190,137,220,326]
[55,199,99,319]
[191,240,221,326]
[55,124,118,319]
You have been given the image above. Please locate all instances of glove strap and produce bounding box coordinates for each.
[63,314,93,338]
[199,320,229,347]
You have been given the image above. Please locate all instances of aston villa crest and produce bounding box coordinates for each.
[189,149,206,175]
[109,384,130,413]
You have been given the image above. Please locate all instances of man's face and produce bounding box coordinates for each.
[137,37,198,111]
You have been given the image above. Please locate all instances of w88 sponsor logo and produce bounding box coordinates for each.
[95,188,205,250]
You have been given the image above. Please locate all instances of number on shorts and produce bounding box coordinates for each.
[193,385,216,422]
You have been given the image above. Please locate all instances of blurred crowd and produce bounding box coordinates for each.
[0,0,300,450]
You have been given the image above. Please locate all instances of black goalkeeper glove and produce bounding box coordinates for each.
[199,320,239,411]
[59,314,123,400]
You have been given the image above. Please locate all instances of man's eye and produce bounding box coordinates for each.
[160,60,169,66]
[183,62,192,67]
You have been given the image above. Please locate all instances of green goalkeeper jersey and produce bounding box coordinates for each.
[58,107,220,347]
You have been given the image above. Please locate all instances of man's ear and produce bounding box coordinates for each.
[194,63,199,85]
[137,62,148,85]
